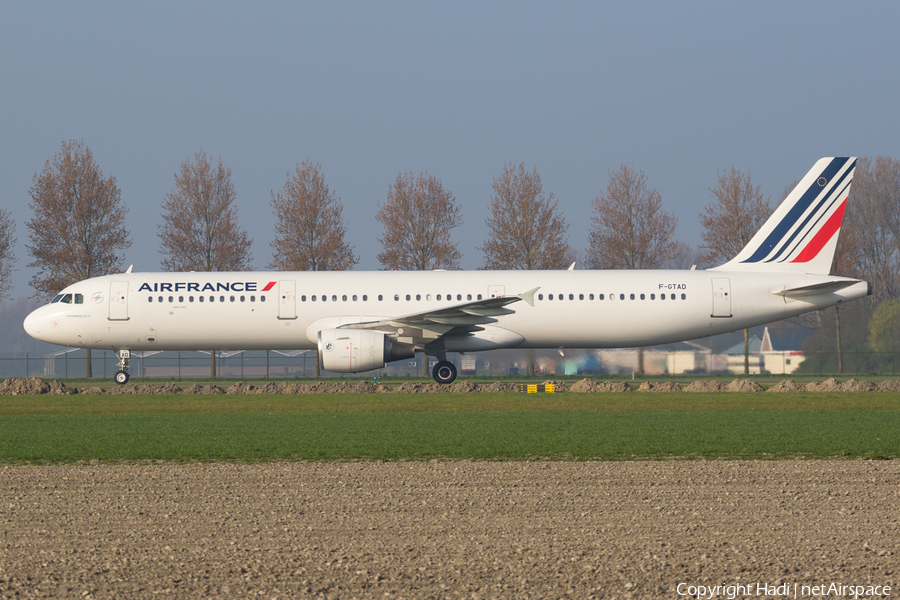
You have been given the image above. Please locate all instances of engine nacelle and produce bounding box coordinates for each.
[317,328,415,373]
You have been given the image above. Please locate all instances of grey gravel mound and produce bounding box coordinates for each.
[805,377,843,392]
[681,380,726,392]
[0,377,75,395]
[476,381,520,392]
[767,379,805,392]
[725,378,765,392]
[182,383,226,394]
[568,379,633,393]
[841,378,878,392]
[1,461,896,599]
[637,380,681,392]
[878,379,900,392]
[226,381,254,394]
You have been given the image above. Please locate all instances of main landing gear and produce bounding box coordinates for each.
[432,360,457,385]
[114,349,131,385]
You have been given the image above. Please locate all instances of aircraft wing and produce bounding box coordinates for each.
[343,287,538,340]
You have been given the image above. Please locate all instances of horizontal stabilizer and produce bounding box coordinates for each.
[771,280,859,299]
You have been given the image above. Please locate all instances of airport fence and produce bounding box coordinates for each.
[2,349,900,380]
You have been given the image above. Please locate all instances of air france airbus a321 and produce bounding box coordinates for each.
[24,157,870,385]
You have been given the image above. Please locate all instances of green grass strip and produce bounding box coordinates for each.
[1,411,898,463]
[2,391,900,415]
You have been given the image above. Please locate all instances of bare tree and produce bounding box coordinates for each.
[159,150,253,272]
[699,166,771,374]
[270,160,357,375]
[699,166,771,268]
[376,171,462,270]
[270,161,357,272]
[0,209,15,302]
[26,140,131,377]
[159,149,252,376]
[480,162,569,270]
[587,163,677,374]
[587,164,678,270]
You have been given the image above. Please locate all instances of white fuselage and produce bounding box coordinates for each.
[24,269,868,353]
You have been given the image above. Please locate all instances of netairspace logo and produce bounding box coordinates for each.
[676,582,891,599]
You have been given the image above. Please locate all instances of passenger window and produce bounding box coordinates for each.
[467,294,472,300]
[241,296,246,302]
[589,294,594,300]
[74,294,83,304]
[199,296,204,302]
[169,296,174,303]
[681,293,686,300]
[229,296,234,302]
[661,294,666,300]
[362,295,367,301]
[670,294,676,300]
[406,294,411,301]
[261,296,266,302]
[651,294,656,300]
[179,296,184,303]
[220,296,225,303]
[569,294,574,300]
[312,295,317,301]
[189,296,194,302]
[619,294,625,300]
[301,295,306,302]
[457,294,462,301]
[599,294,604,300]
[538,294,544,301]
[549,294,554,300]
[426,294,432,301]
[579,294,584,300]
[378,295,383,301]
[352,295,357,301]
[437,294,441,300]
[630,294,635,300]
[477,294,482,300]
[158,296,163,302]
[209,296,214,302]
[250,296,255,302]
[640,293,645,300]
[332,295,337,302]
[394,294,399,301]
[148,297,153,303]
[416,294,421,301]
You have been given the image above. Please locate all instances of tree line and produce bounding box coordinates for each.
[2,140,899,375]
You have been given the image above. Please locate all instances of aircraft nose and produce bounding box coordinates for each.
[23,310,43,341]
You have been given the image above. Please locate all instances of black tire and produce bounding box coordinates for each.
[432,360,457,385]
[114,370,130,385]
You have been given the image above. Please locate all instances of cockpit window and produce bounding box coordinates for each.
[60,294,73,304]
[51,294,63,303]
[74,294,83,304]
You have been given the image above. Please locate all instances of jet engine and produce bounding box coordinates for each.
[317,328,415,373]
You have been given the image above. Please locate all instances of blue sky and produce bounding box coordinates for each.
[1,1,897,298]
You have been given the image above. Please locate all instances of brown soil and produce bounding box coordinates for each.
[681,380,726,392]
[767,379,805,392]
[725,378,765,392]
[637,381,681,392]
[1,461,896,599]
[4,377,900,396]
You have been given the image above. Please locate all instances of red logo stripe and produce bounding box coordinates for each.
[261,281,277,292]
[790,199,847,263]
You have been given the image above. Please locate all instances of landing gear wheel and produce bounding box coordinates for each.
[114,370,130,385]
[432,360,457,385]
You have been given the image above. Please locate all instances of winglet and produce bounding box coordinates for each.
[518,287,540,307]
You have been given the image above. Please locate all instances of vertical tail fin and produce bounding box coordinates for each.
[712,157,857,275]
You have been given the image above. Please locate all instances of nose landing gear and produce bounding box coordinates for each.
[114,349,131,385]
